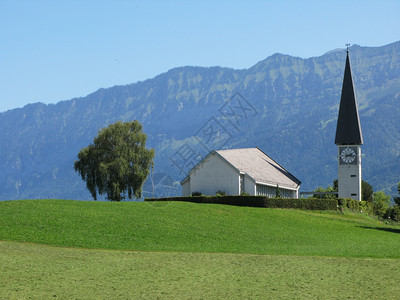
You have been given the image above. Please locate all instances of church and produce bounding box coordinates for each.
[181,147,301,198]
[335,47,363,201]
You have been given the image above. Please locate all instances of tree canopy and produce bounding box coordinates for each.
[74,120,155,201]
[373,191,391,218]
[313,179,373,201]
[361,180,374,202]
[394,182,400,206]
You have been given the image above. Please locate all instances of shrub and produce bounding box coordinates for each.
[391,206,400,221]
[346,198,358,210]
[338,198,347,207]
[264,198,337,210]
[216,190,226,196]
[275,186,282,198]
[373,191,391,218]
[338,198,373,215]
[384,206,400,222]
[145,196,337,210]
[191,191,202,197]
[359,200,373,215]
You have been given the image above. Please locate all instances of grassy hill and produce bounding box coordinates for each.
[1,200,400,299]
[0,199,399,258]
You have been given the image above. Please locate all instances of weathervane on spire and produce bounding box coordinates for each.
[345,43,351,53]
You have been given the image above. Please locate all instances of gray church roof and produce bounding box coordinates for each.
[335,51,363,145]
[215,147,301,189]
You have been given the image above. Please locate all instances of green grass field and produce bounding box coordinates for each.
[0,200,400,299]
[1,241,399,299]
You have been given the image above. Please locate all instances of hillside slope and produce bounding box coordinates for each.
[0,200,399,258]
[0,42,400,199]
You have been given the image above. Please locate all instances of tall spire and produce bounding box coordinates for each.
[335,49,363,145]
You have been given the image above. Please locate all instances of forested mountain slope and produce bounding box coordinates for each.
[1,42,399,200]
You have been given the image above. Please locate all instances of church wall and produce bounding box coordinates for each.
[187,153,240,196]
[244,175,256,195]
[182,178,190,196]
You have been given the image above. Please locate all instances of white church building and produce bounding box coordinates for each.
[181,147,301,198]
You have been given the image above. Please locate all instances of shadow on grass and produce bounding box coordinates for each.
[359,226,400,234]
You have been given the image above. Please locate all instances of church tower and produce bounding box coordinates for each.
[335,48,363,201]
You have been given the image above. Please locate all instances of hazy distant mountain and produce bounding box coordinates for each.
[1,41,399,200]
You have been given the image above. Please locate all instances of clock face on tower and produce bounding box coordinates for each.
[339,147,357,164]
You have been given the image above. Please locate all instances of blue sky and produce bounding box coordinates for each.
[1,0,399,112]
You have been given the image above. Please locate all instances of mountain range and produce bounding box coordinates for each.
[1,41,400,200]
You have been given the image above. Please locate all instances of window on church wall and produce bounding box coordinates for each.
[256,184,295,198]
[281,188,295,198]
[256,184,275,197]
[239,174,244,194]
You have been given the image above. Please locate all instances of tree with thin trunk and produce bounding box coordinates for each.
[74,120,155,201]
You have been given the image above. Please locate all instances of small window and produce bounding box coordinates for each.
[350,175,357,177]
[351,193,357,196]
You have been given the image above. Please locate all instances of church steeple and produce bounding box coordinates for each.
[336,47,363,201]
[335,49,363,145]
